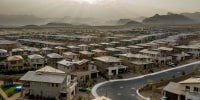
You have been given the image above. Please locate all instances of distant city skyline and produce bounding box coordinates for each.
[0,0,200,20]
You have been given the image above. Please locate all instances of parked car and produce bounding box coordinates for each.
[78,87,87,92]
[166,62,176,67]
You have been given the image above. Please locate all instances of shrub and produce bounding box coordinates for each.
[117,75,123,79]
[0,94,5,100]
[147,79,153,84]
[78,96,83,100]
[148,69,154,73]
[182,71,186,75]
[172,74,176,79]
[152,85,157,93]
[160,77,164,82]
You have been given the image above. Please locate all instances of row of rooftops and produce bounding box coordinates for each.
[18,39,65,46]
[0,40,17,45]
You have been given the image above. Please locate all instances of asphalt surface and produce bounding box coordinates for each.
[92,61,200,100]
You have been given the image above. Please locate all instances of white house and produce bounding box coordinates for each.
[0,49,8,60]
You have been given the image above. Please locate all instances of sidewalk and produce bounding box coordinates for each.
[0,88,8,100]
[0,81,21,100]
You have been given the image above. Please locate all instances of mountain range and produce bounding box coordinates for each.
[143,12,195,24]
[0,12,200,26]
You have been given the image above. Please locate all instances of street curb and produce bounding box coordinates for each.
[136,89,150,100]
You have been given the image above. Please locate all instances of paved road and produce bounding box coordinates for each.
[92,61,200,100]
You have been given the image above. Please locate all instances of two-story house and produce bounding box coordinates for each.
[163,76,200,100]
[63,52,79,60]
[28,54,45,67]
[47,53,64,67]
[119,53,153,72]
[20,66,77,100]
[7,55,24,69]
[0,49,8,61]
[11,48,24,56]
[94,56,127,76]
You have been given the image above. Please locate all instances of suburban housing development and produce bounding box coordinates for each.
[0,24,200,100]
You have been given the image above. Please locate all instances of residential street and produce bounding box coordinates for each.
[92,61,200,100]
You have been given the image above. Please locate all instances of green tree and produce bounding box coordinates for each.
[22,53,28,60]
[86,88,91,100]
[77,96,83,100]
[152,85,157,97]
[193,65,199,72]
[147,79,153,85]
[172,74,176,79]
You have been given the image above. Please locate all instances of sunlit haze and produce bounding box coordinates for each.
[0,0,199,20]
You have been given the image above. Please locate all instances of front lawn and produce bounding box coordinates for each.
[1,84,21,97]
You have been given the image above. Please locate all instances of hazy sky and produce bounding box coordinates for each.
[0,0,200,19]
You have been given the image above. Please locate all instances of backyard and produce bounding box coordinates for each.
[1,84,21,97]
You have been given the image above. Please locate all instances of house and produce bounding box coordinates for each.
[57,59,98,83]
[91,49,107,57]
[0,49,8,61]
[105,48,121,57]
[116,47,131,54]
[0,40,18,51]
[57,60,75,73]
[89,44,102,50]
[41,47,53,55]
[54,46,67,55]
[163,76,200,100]
[78,44,90,51]
[119,53,153,72]
[11,48,24,56]
[120,39,133,46]
[63,52,79,60]
[100,42,114,49]
[28,54,45,67]
[47,53,64,67]
[79,51,94,60]
[7,55,24,69]
[20,66,77,100]
[24,47,40,55]
[128,45,144,53]
[67,46,80,53]
[140,49,160,64]
[157,47,173,64]
[94,56,127,76]
[172,52,190,62]
[104,36,119,42]
[110,41,121,47]
[175,45,200,59]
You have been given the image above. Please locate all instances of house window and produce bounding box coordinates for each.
[185,86,190,91]
[11,61,17,64]
[56,84,58,87]
[52,83,54,87]
[194,87,199,92]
